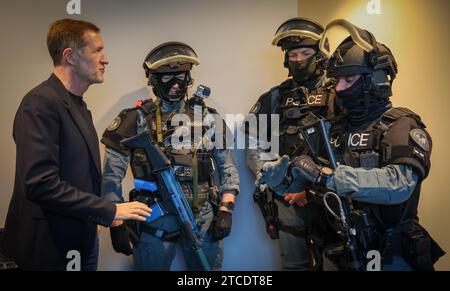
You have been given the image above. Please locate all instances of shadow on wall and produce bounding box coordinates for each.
[222,149,282,271]
[96,87,151,137]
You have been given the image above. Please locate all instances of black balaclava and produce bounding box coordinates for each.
[336,75,392,127]
[152,71,190,103]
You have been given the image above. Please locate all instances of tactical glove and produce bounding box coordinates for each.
[208,210,233,242]
[110,223,139,256]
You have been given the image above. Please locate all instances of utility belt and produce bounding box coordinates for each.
[253,187,307,239]
[351,201,445,271]
[380,219,445,271]
[139,224,181,243]
[125,211,182,243]
[323,217,446,271]
[254,185,339,271]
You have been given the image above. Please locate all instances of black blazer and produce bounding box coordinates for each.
[1,74,116,270]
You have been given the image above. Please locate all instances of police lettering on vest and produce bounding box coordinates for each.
[331,131,378,152]
[307,94,324,106]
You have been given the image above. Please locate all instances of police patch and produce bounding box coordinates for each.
[107,116,121,131]
[250,102,261,114]
[410,129,430,152]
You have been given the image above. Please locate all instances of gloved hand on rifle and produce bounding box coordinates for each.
[280,156,334,207]
[290,155,334,187]
[255,155,306,196]
[110,221,139,256]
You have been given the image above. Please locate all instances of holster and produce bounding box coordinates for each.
[253,187,280,239]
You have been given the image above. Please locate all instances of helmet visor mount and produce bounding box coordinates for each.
[320,19,378,78]
[273,17,324,51]
[144,42,200,74]
[319,19,374,59]
[321,19,397,81]
[273,30,321,48]
[145,55,199,73]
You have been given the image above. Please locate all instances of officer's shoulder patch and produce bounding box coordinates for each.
[107,116,122,131]
[250,101,261,114]
[410,128,430,152]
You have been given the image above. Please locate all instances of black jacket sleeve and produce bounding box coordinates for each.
[13,92,116,226]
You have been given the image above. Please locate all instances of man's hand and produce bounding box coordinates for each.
[114,201,152,222]
[284,191,309,207]
[111,220,124,227]
[255,155,290,189]
[110,223,139,256]
[208,210,232,242]
[291,155,332,186]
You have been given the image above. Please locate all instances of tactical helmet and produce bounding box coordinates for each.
[319,19,398,125]
[143,41,199,75]
[272,17,324,51]
[320,19,398,96]
[143,42,200,102]
[272,18,328,84]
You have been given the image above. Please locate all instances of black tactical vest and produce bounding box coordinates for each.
[329,107,432,229]
[272,79,336,157]
[102,98,218,211]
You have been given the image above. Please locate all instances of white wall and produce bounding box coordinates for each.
[0,0,298,270]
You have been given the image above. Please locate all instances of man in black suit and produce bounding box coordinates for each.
[1,19,151,271]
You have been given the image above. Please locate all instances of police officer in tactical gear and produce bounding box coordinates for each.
[101,42,240,270]
[247,18,338,270]
[264,19,445,271]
